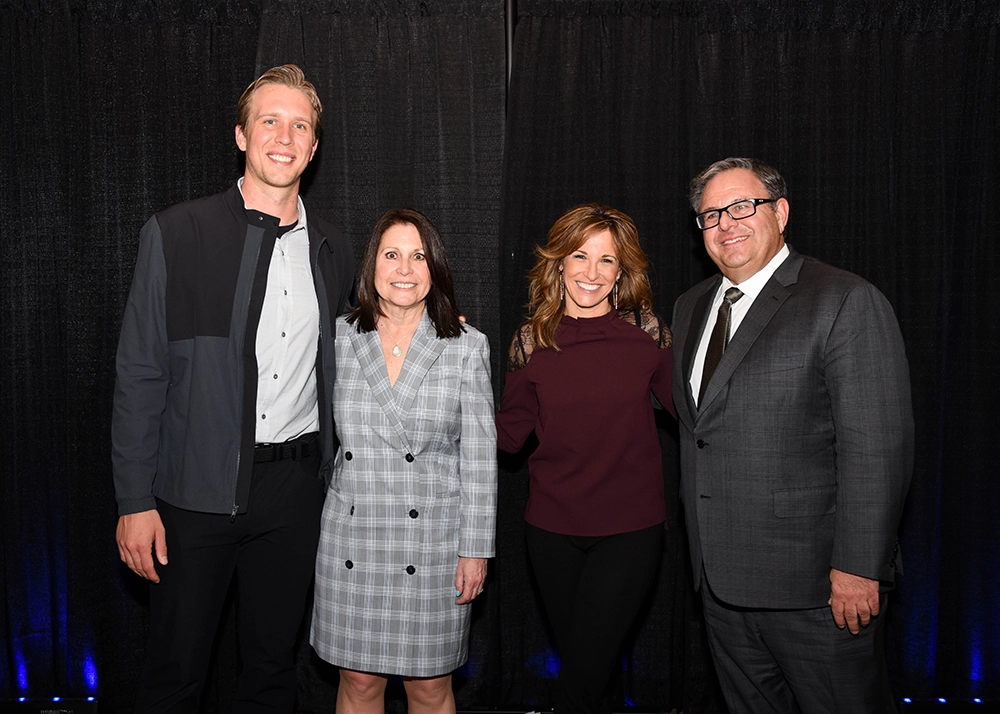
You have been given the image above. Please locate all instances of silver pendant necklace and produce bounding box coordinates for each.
[379,320,416,357]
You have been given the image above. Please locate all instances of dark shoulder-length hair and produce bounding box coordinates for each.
[347,208,464,339]
[526,203,653,351]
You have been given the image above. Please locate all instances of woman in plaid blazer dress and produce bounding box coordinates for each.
[311,209,496,710]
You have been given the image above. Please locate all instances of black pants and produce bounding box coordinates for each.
[134,450,325,714]
[525,523,663,714]
[701,574,898,714]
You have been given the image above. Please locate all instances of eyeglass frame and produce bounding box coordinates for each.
[694,197,780,230]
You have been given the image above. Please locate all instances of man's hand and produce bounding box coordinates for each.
[454,557,487,605]
[116,510,167,583]
[829,567,879,634]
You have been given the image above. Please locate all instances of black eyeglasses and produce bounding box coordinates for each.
[695,198,779,230]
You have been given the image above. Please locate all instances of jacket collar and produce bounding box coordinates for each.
[685,246,805,416]
[347,311,447,453]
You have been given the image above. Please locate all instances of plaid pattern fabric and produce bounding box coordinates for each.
[311,313,497,676]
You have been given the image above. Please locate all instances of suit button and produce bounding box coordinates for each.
[345,560,353,569]
[405,453,414,463]
[409,509,418,519]
[345,451,353,460]
[406,565,416,575]
[696,440,706,449]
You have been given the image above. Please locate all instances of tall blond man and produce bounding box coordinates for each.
[113,65,354,712]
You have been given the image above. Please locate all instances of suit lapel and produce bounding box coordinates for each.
[393,312,447,418]
[698,250,804,412]
[347,325,412,453]
[682,278,719,417]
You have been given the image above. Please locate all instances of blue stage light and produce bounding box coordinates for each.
[902,698,912,703]
[969,639,982,682]
[17,651,29,690]
[937,698,946,703]
[84,655,99,690]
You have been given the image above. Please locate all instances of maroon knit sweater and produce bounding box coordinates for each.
[496,309,674,536]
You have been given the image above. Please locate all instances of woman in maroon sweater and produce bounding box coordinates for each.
[496,204,674,714]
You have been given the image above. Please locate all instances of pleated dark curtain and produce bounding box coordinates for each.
[246,4,507,710]
[2,0,999,712]
[1,4,261,712]
[499,0,1000,705]
[1,1,504,712]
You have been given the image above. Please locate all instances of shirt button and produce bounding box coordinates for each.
[281,332,286,337]
[261,414,266,420]
[345,451,353,461]
[409,509,418,519]
[273,374,278,379]
[696,439,706,448]
[345,560,353,569]
[405,453,414,463]
[406,565,416,575]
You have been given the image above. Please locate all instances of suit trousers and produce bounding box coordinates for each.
[134,449,325,714]
[700,574,898,714]
[526,523,663,714]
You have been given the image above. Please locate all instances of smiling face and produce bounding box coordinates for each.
[235,83,318,194]
[374,223,432,315]
[699,168,789,284]
[559,229,622,318]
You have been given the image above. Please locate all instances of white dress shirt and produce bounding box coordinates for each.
[239,178,321,443]
[689,244,790,406]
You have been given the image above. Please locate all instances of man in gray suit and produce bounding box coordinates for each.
[672,157,913,712]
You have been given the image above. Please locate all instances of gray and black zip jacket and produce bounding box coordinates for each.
[112,183,355,517]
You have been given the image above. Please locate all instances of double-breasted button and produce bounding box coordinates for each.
[696,440,707,449]
[405,565,416,575]
[345,560,354,569]
[405,453,414,463]
[345,451,353,460]
[409,509,419,519]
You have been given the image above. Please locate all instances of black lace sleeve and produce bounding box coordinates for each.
[617,308,673,349]
[507,323,536,372]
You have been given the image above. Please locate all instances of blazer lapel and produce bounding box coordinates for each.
[683,278,719,417]
[698,249,804,412]
[347,325,411,453]
[393,312,447,418]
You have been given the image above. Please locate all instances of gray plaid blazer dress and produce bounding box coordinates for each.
[310,313,497,677]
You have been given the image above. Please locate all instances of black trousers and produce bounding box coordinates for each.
[134,449,325,714]
[701,574,898,714]
[525,523,664,714]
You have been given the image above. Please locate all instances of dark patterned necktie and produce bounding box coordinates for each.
[699,287,744,403]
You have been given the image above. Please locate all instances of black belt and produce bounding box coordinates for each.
[254,432,319,464]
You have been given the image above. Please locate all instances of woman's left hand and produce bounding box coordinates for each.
[454,557,488,604]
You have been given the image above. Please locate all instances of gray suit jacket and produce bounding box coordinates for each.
[672,247,913,609]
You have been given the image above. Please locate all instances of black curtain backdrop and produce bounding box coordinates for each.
[2,0,997,712]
